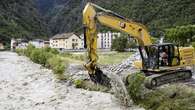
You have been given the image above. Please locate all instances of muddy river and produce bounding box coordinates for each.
[0,52,143,110]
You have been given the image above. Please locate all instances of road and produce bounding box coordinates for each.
[0,52,143,110]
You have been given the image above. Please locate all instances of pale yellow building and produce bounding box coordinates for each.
[0,42,4,50]
[50,33,84,50]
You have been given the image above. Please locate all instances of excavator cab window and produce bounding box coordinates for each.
[159,45,170,66]
[139,44,180,70]
[139,45,159,69]
[158,44,180,67]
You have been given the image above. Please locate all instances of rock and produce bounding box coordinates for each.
[22,82,28,86]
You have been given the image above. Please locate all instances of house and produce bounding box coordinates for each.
[29,39,44,48]
[78,34,85,49]
[50,33,83,50]
[16,39,28,49]
[97,32,121,49]
[44,41,50,47]
[11,38,29,50]
[11,38,17,51]
[0,41,4,50]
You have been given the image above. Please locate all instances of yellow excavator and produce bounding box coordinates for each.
[83,2,195,89]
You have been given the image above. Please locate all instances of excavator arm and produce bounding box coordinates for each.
[83,2,152,86]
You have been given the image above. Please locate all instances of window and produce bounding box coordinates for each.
[72,39,75,41]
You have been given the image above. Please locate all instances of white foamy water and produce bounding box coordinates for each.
[0,51,144,110]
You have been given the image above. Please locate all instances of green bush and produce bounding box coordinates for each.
[126,72,146,104]
[111,34,128,52]
[47,55,68,74]
[125,72,195,110]
[16,48,25,56]
[43,47,59,54]
[38,49,53,66]
[165,25,195,46]
[73,79,109,92]
[192,42,195,48]
[30,49,53,66]
[15,46,68,80]
[30,49,41,64]
[74,79,83,88]
[25,44,35,57]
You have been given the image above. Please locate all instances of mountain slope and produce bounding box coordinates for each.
[0,0,195,43]
[0,0,47,42]
[37,0,195,36]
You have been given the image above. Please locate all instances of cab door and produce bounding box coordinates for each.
[171,45,180,66]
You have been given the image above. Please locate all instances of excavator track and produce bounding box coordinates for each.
[144,69,192,89]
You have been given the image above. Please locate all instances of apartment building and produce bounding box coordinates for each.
[97,32,121,49]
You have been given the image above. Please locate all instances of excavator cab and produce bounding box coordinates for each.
[139,43,180,71]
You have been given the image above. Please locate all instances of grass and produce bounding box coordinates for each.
[60,52,85,64]
[126,72,195,110]
[73,79,110,92]
[60,51,132,65]
[98,52,132,65]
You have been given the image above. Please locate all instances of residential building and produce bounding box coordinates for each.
[0,40,4,50]
[16,39,28,49]
[44,41,50,47]
[29,39,44,48]
[79,32,121,49]
[79,34,85,49]
[50,33,83,50]
[11,38,17,51]
[97,32,121,49]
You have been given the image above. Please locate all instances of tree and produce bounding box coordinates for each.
[127,39,137,49]
[165,25,195,46]
[111,34,128,52]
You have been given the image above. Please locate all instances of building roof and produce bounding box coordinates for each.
[51,33,75,39]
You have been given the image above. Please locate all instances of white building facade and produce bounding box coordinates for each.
[97,32,121,49]
[29,39,45,48]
